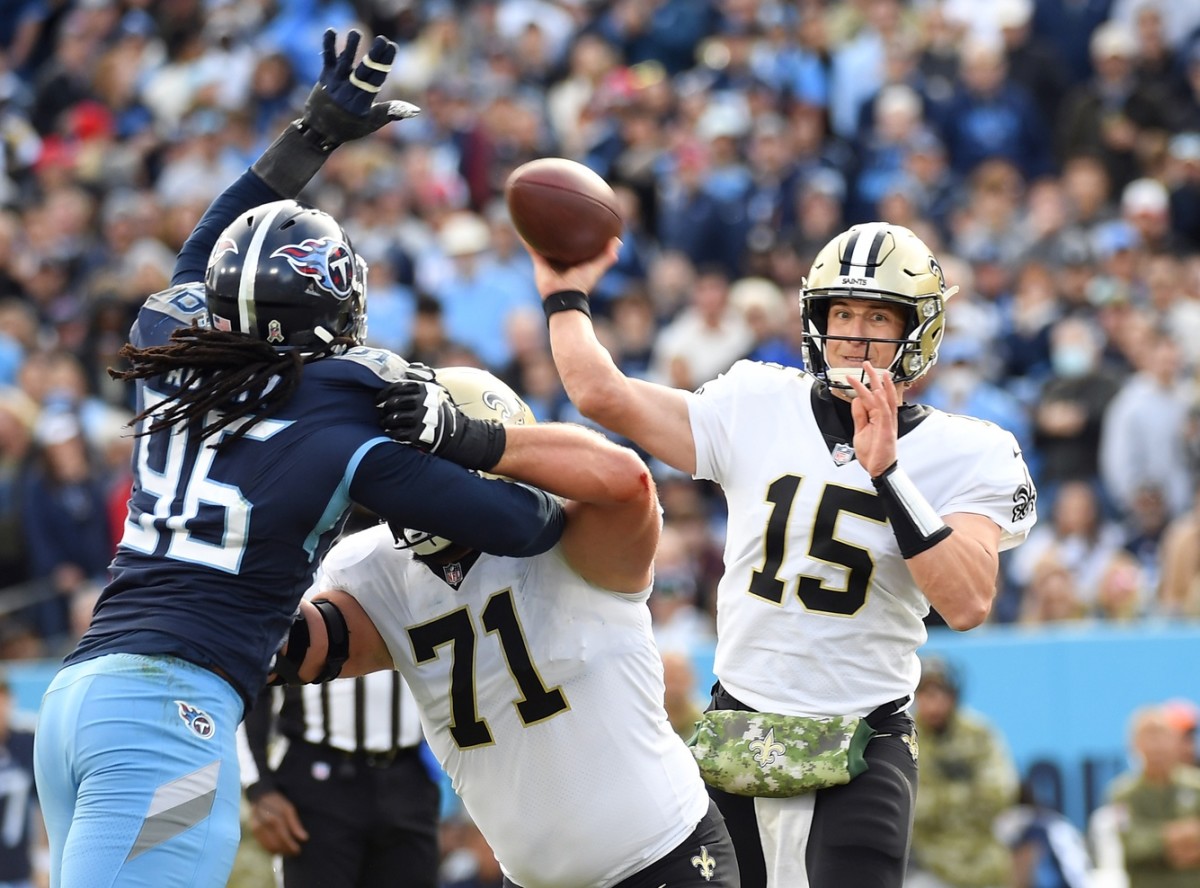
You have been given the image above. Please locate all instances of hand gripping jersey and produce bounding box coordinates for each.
[315,526,710,888]
[686,361,1037,718]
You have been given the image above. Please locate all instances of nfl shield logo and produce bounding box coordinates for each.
[832,443,855,466]
[443,562,463,585]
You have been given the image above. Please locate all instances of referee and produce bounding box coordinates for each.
[240,671,440,888]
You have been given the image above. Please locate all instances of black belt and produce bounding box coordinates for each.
[709,681,910,730]
[296,739,419,769]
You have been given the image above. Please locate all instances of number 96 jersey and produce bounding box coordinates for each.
[686,360,1036,718]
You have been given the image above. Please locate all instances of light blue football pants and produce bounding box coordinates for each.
[33,654,243,888]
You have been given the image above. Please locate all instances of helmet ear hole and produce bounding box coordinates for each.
[204,200,367,354]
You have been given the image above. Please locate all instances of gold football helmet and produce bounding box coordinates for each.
[397,367,536,557]
[800,222,957,391]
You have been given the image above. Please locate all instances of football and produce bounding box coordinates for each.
[504,158,622,267]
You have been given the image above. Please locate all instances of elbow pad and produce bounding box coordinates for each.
[268,598,351,685]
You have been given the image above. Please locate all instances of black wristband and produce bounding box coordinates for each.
[870,462,953,559]
[542,290,591,322]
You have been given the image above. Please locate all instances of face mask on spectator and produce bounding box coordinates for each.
[1051,344,1096,378]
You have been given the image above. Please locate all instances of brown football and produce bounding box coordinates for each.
[504,158,622,267]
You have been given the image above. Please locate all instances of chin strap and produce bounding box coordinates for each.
[268,598,351,685]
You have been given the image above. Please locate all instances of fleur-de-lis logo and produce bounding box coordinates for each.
[691,845,716,881]
[749,727,786,766]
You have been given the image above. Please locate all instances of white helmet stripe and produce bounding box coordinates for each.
[848,222,889,271]
[237,204,286,335]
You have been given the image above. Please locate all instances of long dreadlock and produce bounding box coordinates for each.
[109,325,353,449]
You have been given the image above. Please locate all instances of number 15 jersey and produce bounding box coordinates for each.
[685,361,1037,718]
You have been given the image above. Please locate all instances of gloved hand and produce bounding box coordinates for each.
[300,28,420,152]
[251,28,419,197]
[377,368,507,472]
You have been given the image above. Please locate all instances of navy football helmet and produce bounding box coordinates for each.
[205,200,367,353]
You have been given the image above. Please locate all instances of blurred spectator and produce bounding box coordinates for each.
[1032,317,1122,501]
[934,32,1052,180]
[660,649,703,743]
[1056,20,1174,193]
[1157,485,1200,617]
[0,386,34,589]
[18,403,113,645]
[648,522,714,656]
[0,666,44,888]
[998,0,1071,130]
[647,263,753,390]
[909,657,1020,888]
[996,778,1094,888]
[914,336,1033,456]
[439,812,503,888]
[1107,705,1200,888]
[1100,328,1192,519]
[1012,480,1127,611]
[1019,557,1088,624]
[1161,698,1199,768]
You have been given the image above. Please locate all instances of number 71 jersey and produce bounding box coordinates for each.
[686,360,1037,718]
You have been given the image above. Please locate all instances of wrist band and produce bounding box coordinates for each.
[543,290,591,322]
[871,462,953,559]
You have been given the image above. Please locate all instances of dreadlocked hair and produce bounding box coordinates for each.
[109,325,353,449]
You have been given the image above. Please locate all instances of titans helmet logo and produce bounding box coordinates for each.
[271,237,355,299]
[175,700,216,740]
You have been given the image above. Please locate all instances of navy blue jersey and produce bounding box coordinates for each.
[0,728,36,882]
[68,283,563,707]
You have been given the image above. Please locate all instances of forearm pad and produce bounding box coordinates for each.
[871,462,953,559]
[442,418,507,473]
[249,120,332,199]
[268,598,351,685]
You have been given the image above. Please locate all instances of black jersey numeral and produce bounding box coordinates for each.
[407,590,569,750]
[748,475,887,616]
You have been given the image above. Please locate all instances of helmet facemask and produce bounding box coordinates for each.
[799,223,956,395]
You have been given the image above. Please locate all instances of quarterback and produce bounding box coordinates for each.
[529,222,1037,888]
[281,368,740,888]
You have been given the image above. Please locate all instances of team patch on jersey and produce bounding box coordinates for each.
[270,237,355,299]
[267,319,285,343]
[1012,483,1036,522]
[175,700,216,739]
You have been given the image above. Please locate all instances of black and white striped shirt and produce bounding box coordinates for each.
[240,672,423,796]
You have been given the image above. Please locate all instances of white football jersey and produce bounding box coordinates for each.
[313,526,709,888]
[686,361,1037,718]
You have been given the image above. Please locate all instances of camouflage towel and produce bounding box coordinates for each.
[688,710,875,798]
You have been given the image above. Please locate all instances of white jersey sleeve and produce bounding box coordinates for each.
[317,525,709,888]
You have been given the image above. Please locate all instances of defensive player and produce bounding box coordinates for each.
[520,223,1038,888]
[31,32,586,888]
[286,366,740,888]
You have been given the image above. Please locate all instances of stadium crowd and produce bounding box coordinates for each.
[1,0,1200,885]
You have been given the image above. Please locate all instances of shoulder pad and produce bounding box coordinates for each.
[330,347,412,384]
[143,283,209,325]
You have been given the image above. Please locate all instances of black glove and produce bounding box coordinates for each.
[251,28,419,197]
[299,29,420,152]
[377,368,507,472]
